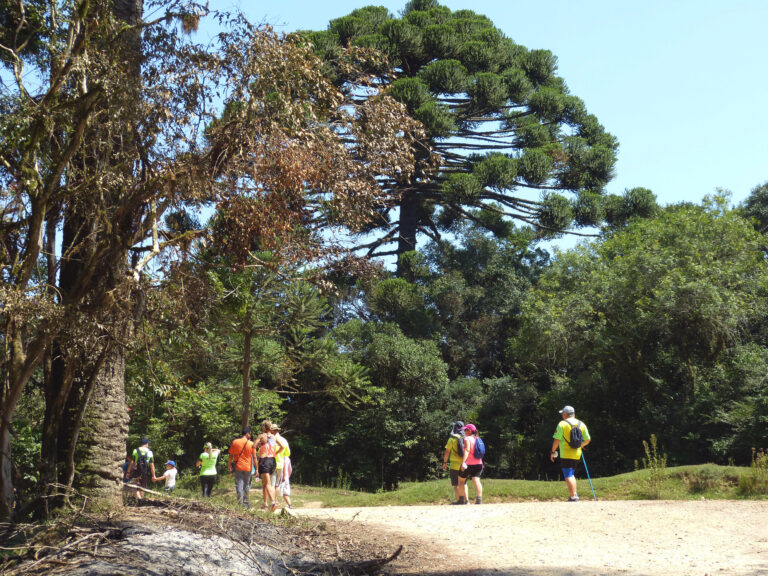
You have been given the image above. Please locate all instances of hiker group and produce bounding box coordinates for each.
[123,419,293,511]
[125,405,591,505]
[123,437,177,499]
[442,422,486,505]
[443,405,592,503]
[227,419,293,511]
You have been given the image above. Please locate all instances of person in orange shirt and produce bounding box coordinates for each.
[228,427,256,507]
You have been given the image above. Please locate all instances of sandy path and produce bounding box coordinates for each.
[296,501,768,575]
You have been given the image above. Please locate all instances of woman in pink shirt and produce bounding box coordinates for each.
[458,423,484,505]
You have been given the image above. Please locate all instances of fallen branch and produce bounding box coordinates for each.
[120,481,168,497]
[304,545,403,575]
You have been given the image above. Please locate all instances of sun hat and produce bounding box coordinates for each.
[461,423,477,433]
[165,460,175,467]
[559,405,575,415]
[270,424,281,431]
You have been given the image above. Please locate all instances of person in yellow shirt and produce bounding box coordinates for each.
[442,421,465,504]
[550,406,591,502]
[271,424,293,510]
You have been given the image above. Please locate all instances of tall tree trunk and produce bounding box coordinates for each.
[70,343,128,504]
[396,190,426,274]
[38,0,144,512]
[69,0,143,505]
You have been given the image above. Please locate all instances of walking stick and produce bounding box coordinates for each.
[581,453,597,501]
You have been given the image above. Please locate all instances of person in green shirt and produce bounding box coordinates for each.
[196,442,220,497]
[442,421,465,504]
[126,437,155,500]
[550,405,591,502]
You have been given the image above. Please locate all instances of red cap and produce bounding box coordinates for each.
[462,423,477,433]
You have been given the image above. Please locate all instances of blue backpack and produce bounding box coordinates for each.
[473,436,486,460]
[567,420,584,449]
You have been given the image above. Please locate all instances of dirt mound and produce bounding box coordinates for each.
[1,501,396,576]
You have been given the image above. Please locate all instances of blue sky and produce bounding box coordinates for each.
[215,0,768,210]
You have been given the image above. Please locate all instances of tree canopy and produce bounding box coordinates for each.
[0,0,422,519]
[303,0,653,261]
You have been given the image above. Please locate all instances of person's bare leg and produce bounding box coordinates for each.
[472,476,483,499]
[260,473,271,507]
[565,476,578,498]
[457,477,468,502]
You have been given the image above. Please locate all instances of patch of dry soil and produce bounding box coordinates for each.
[297,500,768,575]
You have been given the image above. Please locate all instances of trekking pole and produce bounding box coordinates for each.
[581,453,597,501]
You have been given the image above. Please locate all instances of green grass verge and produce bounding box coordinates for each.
[167,464,767,509]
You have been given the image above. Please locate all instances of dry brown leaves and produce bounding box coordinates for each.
[0,498,403,576]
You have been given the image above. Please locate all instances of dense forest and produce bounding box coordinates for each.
[2,0,768,521]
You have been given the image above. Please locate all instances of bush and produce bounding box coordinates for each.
[684,468,723,494]
[739,449,768,496]
[641,434,667,499]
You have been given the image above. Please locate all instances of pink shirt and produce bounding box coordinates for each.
[464,436,483,466]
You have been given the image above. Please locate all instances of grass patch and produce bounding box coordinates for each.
[161,464,766,511]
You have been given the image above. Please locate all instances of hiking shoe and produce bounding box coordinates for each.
[567,496,579,502]
[475,498,482,505]
[451,498,466,505]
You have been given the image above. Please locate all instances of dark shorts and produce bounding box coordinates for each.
[258,457,276,476]
[459,464,484,479]
[560,458,579,479]
[449,469,461,486]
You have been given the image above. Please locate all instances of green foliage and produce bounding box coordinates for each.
[477,376,540,478]
[0,0,47,63]
[423,223,545,379]
[468,73,508,112]
[739,449,768,496]
[329,6,392,46]
[442,173,482,204]
[740,181,768,232]
[310,1,621,258]
[537,193,574,235]
[419,59,469,93]
[389,77,432,111]
[367,277,432,338]
[608,187,658,223]
[413,100,455,138]
[518,148,553,185]
[514,196,768,474]
[574,191,605,226]
[684,466,727,494]
[640,434,668,499]
[292,319,453,491]
[9,409,42,503]
[473,154,518,190]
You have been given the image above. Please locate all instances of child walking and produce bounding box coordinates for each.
[153,460,178,493]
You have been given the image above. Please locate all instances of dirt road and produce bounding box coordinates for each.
[296,500,768,575]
